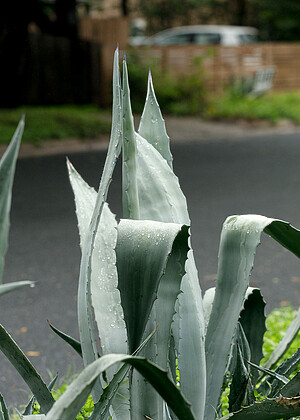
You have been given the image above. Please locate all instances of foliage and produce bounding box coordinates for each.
[137,0,203,33]
[126,50,207,115]
[206,89,300,124]
[263,307,300,366]
[253,0,300,41]
[138,0,300,41]
[0,49,300,420]
[0,106,111,145]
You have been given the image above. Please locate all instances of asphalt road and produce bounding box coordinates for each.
[1,131,300,408]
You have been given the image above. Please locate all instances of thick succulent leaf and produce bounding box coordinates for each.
[122,59,139,219]
[204,215,300,420]
[68,162,127,358]
[248,359,289,383]
[0,324,54,413]
[138,71,173,169]
[240,288,266,385]
[237,323,251,367]
[0,280,34,296]
[48,375,58,392]
[130,225,189,420]
[15,408,22,419]
[228,323,254,412]
[264,220,300,257]
[135,132,189,224]
[228,342,254,413]
[90,325,158,420]
[48,321,82,357]
[263,308,300,371]
[274,338,300,378]
[168,334,177,384]
[0,116,23,283]
[203,287,215,332]
[279,371,300,397]
[134,132,205,419]
[260,347,300,397]
[0,394,9,420]
[172,254,206,420]
[116,218,187,354]
[220,396,300,419]
[44,354,196,420]
[68,160,128,415]
[72,48,123,400]
[90,363,129,420]
[23,376,58,416]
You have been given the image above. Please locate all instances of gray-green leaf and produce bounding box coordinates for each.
[74,47,123,401]
[116,219,187,353]
[138,71,173,169]
[0,280,34,297]
[0,116,23,283]
[204,215,300,420]
[0,324,54,414]
[44,354,196,420]
[220,396,300,419]
[240,288,266,385]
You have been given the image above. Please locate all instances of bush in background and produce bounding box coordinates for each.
[126,50,208,115]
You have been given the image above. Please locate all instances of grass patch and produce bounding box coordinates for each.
[0,105,111,145]
[3,92,300,147]
[206,90,300,124]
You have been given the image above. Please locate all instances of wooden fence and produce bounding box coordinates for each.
[7,24,300,107]
[79,16,129,105]
[20,33,102,106]
[0,17,128,108]
[133,43,300,94]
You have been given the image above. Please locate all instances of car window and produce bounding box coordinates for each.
[154,33,193,45]
[193,33,221,45]
[238,34,258,44]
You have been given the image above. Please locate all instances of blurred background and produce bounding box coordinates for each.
[1,0,300,127]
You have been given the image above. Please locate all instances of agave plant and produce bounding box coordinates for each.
[0,116,34,296]
[0,49,299,420]
[46,48,300,419]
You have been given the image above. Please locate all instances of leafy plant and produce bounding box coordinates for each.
[126,50,207,114]
[0,48,300,420]
[49,48,300,419]
[206,89,300,124]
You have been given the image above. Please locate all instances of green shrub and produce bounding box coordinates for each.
[206,89,300,124]
[126,50,207,114]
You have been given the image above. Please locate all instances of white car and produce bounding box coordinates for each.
[134,25,259,47]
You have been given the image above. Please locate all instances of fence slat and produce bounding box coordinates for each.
[134,43,300,94]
